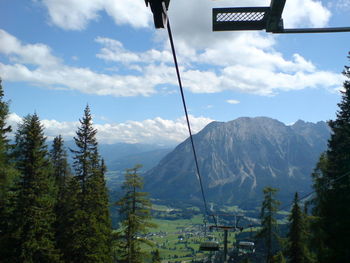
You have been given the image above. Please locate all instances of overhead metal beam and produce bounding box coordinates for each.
[281,27,350,33]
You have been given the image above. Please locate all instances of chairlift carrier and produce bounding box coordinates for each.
[199,240,220,251]
[199,219,220,252]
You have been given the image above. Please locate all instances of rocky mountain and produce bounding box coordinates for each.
[143,117,330,208]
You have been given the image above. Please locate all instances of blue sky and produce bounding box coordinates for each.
[0,0,349,145]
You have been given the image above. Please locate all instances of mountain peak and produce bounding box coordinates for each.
[144,117,330,207]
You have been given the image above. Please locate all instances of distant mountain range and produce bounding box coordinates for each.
[61,140,173,174]
[143,117,330,208]
[98,143,172,172]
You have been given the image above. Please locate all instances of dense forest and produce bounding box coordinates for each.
[0,53,350,262]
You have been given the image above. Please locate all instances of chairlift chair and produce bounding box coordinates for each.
[237,240,255,254]
[199,240,220,251]
[199,227,220,251]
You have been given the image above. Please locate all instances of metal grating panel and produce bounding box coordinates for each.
[216,11,266,22]
[213,7,270,31]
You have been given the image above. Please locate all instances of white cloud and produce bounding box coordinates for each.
[40,0,151,30]
[283,0,331,28]
[6,113,22,137]
[94,115,213,145]
[94,32,343,96]
[0,30,163,97]
[39,0,331,33]
[336,0,350,10]
[0,0,340,98]
[0,29,60,67]
[167,0,331,51]
[0,62,159,96]
[221,65,343,95]
[328,0,350,11]
[226,99,240,105]
[7,112,213,145]
[0,27,343,98]
[95,37,173,64]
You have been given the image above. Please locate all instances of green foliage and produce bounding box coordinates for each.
[116,164,156,263]
[151,249,161,263]
[271,251,286,263]
[311,52,350,262]
[50,135,72,260]
[63,105,113,263]
[0,78,18,262]
[239,258,252,263]
[308,154,328,260]
[257,187,281,263]
[71,105,98,198]
[0,78,12,190]
[13,114,61,262]
[0,88,113,262]
[285,193,313,263]
[50,135,70,200]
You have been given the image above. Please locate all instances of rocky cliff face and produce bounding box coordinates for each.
[144,117,330,207]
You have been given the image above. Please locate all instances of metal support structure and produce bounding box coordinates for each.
[282,27,350,33]
[212,0,350,34]
[223,229,228,263]
[266,0,286,32]
[208,225,238,262]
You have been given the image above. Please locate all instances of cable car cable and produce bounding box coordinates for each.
[280,170,350,211]
[164,8,217,227]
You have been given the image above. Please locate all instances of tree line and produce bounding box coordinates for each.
[253,53,350,263]
[0,79,156,262]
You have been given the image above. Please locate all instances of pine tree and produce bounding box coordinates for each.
[71,105,98,202]
[257,187,280,263]
[66,105,112,263]
[14,114,61,262]
[50,135,71,259]
[0,78,12,195]
[311,52,350,262]
[309,154,328,260]
[50,135,70,201]
[58,175,81,262]
[0,78,20,262]
[85,158,113,262]
[286,193,312,263]
[116,164,155,263]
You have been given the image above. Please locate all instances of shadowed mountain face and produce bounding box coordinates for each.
[144,117,330,207]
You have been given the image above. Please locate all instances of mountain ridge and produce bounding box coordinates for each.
[143,117,330,207]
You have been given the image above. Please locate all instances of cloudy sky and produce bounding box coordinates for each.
[1,0,349,145]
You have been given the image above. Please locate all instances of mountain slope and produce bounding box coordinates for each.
[144,117,330,207]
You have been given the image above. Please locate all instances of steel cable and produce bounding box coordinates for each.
[166,16,217,227]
